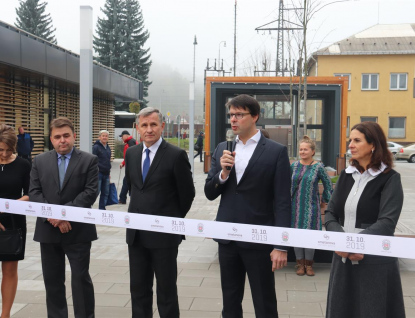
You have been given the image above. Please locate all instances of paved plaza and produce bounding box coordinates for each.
[1,159,415,317]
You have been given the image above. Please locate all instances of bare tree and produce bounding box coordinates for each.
[240,49,274,76]
[290,0,325,153]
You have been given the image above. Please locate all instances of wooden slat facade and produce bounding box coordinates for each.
[0,70,115,159]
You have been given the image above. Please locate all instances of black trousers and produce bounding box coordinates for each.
[40,242,95,318]
[194,148,203,161]
[218,242,278,318]
[128,241,179,318]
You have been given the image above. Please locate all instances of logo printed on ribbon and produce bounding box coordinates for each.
[282,231,289,242]
[61,208,66,217]
[382,239,391,251]
[198,223,204,233]
[5,201,9,210]
[124,215,130,225]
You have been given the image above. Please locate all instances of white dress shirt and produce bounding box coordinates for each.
[220,130,261,184]
[342,162,387,264]
[141,137,163,171]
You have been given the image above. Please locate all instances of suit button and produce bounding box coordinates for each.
[236,192,238,195]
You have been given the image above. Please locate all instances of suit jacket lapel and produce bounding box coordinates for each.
[51,150,60,189]
[61,148,80,190]
[237,135,266,185]
[143,139,167,186]
[136,144,144,188]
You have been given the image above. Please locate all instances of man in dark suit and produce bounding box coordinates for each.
[205,94,291,318]
[29,117,98,318]
[125,107,195,318]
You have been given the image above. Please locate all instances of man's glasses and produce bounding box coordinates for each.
[226,112,251,120]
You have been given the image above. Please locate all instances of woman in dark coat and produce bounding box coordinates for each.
[324,121,405,318]
[0,124,30,318]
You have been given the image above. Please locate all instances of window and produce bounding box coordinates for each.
[362,74,379,90]
[334,73,351,90]
[390,73,407,90]
[388,117,406,138]
[360,117,377,123]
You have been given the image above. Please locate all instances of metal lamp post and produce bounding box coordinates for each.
[218,41,226,74]
[189,35,197,176]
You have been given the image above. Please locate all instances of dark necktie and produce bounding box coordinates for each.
[142,148,150,182]
[59,155,66,188]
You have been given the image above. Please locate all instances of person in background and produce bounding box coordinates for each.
[29,117,99,318]
[93,130,111,210]
[119,130,137,204]
[0,124,30,318]
[260,128,270,139]
[194,131,204,162]
[291,135,332,276]
[17,126,34,165]
[325,121,405,318]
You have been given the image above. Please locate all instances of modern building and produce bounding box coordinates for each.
[0,20,142,156]
[204,76,348,171]
[309,23,415,144]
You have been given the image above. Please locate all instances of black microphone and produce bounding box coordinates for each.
[226,129,235,170]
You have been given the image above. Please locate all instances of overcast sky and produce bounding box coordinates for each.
[1,0,414,86]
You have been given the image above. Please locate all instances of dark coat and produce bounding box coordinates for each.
[92,140,111,175]
[204,135,292,250]
[325,168,403,264]
[325,169,405,317]
[29,148,99,244]
[125,140,195,248]
[17,132,34,156]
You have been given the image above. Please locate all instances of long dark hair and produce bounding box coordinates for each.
[349,121,393,173]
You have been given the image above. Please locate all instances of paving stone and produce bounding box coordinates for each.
[178,275,204,287]
[278,301,323,316]
[190,297,222,311]
[178,286,222,298]
[92,272,130,283]
[178,262,211,270]
[180,268,221,278]
[0,303,28,317]
[288,290,327,302]
[105,283,130,294]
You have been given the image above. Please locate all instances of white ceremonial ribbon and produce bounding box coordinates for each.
[1,198,414,259]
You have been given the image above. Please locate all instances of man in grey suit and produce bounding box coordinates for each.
[125,107,195,318]
[29,117,99,318]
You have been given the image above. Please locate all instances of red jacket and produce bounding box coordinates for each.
[121,136,137,167]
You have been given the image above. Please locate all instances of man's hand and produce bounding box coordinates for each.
[57,221,72,234]
[348,253,364,261]
[120,163,123,169]
[0,222,5,231]
[48,218,61,227]
[220,150,235,179]
[335,251,349,258]
[271,249,287,272]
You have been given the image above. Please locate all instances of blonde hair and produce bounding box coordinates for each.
[299,135,316,156]
[0,124,17,152]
